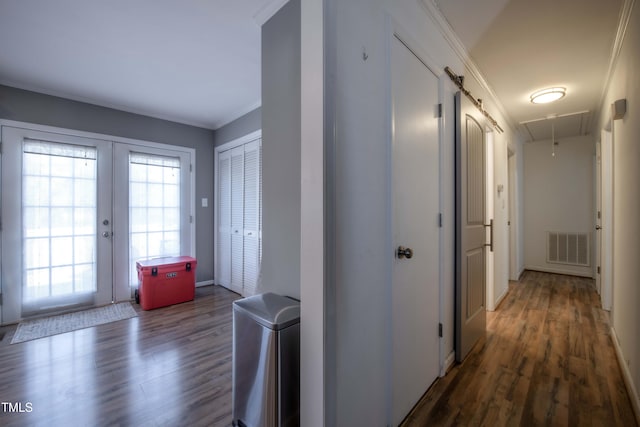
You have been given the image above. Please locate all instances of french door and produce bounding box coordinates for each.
[1,125,192,323]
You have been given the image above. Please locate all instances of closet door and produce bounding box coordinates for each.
[215,133,262,297]
[216,150,232,289]
[230,146,245,295]
[242,140,260,296]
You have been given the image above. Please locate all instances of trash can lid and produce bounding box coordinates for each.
[233,292,300,330]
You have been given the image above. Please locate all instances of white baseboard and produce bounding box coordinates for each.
[440,351,456,377]
[610,326,640,425]
[523,265,593,278]
[196,280,215,288]
[494,287,509,309]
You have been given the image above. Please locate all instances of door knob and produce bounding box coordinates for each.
[397,246,413,259]
[595,225,602,230]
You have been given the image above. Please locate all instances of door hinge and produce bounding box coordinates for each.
[190,163,193,172]
[190,215,193,224]
[0,293,3,305]
[597,211,601,219]
[0,142,3,154]
[438,213,443,228]
[437,103,443,118]
[597,266,601,274]
[438,323,443,338]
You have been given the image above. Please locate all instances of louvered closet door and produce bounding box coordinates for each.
[242,141,260,296]
[230,146,245,295]
[216,150,232,288]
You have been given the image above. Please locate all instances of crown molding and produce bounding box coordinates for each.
[595,0,636,126]
[253,0,291,27]
[419,0,521,139]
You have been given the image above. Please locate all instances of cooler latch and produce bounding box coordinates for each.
[186,262,192,272]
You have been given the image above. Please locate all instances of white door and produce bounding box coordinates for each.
[215,135,262,297]
[1,125,193,323]
[595,141,602,294]
[1,126,113,322]
[112,144,192,301]
[390,35,440,425]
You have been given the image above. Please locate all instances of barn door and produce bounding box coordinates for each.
[455,91,487,362]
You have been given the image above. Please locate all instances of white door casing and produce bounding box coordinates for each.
[390,35,440,426]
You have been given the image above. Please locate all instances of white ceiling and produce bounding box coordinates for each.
[434,0,624,141]
[0,1,626,137]
[0,0,268,130]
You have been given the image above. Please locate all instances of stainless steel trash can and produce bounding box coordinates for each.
[232,292,300,427]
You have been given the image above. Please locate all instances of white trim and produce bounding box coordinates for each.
[215,129,262,153]
[611,326,640,425]
[595,0,636,131]
[418,0,519,138]
[523,265,593,278]
[253,0,291,26]
[440,351,456,377]
[493,287,509,310]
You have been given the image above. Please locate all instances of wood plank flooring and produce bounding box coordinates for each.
[0,285,240,427]
[403,271,638,427]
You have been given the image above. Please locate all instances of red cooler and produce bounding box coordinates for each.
[136,256,197,310]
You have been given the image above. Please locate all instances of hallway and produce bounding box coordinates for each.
[403,271,637,426]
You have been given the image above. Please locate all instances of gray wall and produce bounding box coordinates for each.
[260,0,301,299]
[213,107,261,147]
[0,84,216,282]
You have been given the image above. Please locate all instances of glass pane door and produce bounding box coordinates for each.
[1,127,113,321]
[112,144,192,301]
[128,152,182,286]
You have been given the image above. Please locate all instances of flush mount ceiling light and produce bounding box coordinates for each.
[530,87,566,104]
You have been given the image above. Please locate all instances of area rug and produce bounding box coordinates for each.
[11,303,138,344]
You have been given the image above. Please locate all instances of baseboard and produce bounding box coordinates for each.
[196,280,215,288]
[494,287,509,310]
[610,326,640,425]
[440,351,456,377]
[523,265,593,278]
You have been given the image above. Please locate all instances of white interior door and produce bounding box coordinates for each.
[390,35,440,425]
[600,129,613,310]
[1,126,113,322]
[215,133,262,297]
[595,141,602,294]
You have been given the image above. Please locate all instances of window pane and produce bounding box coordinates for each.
[128,152,181,286]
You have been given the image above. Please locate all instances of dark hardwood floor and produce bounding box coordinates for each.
[403,271,638,427]
[1,272,636,426]
[0,285,240,427]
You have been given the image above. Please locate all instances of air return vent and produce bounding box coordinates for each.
[547,232,590,266]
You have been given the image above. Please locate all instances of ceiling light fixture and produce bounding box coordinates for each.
[530,87,566,104]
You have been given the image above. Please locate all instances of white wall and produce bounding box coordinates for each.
[523,135,595,277]
[595,1,640,418]
[324,0,519,424]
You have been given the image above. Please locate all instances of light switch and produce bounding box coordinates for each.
[202,198,208,208]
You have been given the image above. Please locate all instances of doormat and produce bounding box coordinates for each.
[10,303,138,344]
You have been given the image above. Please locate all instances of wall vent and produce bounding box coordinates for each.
[547,232,590,267]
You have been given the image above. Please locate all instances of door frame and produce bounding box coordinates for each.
[0,119,195,324]
[600,127,613,310]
